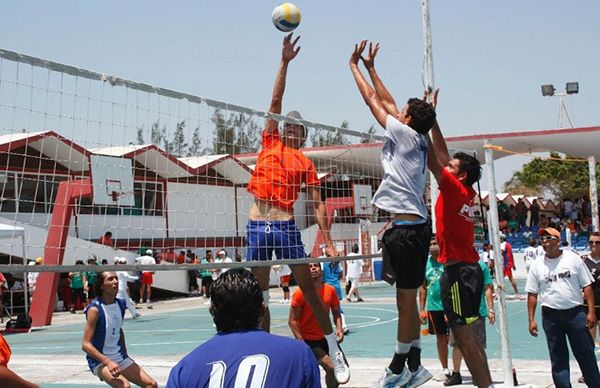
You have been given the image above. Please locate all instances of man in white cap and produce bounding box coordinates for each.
[135,250,156,309]
[214,250,233,279]
[244,33,349,384]
[526,227,600,387]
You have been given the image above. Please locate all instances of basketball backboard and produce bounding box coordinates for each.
[353,184,373,217]
[90,155,135,207]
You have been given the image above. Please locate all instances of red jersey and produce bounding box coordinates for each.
[247,131,320,212]
[98,236,113,247]
[435,168,479,264]
[291,283,339,341]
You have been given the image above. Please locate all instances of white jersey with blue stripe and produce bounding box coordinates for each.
[85,298,127,372]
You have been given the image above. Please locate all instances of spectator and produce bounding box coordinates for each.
[523,239,538,274]
[200,250,214,302]
[500,235,521,299]
[101,259,108,265]
[176,250,186,265]
[27,257,42,296]
[84,255,99,307]
[479,243,494,277]
[135,250,156,309]
[161,248,176,263]
[167,269,320,387]
[345,244,364,302]
[419,237,450,382]
[526,227,600,387]
[549,213,561,228]
[98,231,114,248]
[69,260,87,313]
[515,198,528,227]
[529,199,540,226]
[539,214,549,229]
[562,197,574,220]
[214,250,233,278]
[187,252,200,295]
[114,257,140,319]
[274,264,292,304]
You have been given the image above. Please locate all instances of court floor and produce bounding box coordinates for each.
[4,279,594,387]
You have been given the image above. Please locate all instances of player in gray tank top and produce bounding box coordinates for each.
[350,40,437,388]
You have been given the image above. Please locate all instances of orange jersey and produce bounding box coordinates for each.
[291,283,339,340]
[247,131,320,211]
[0,334,11,367]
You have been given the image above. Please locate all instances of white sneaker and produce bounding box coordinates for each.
[407,366,433,388]
[204,299,211,305]
[132,313,142,319]
[332,349,350,384]
[371,367,411,388]
[279,299,290,304]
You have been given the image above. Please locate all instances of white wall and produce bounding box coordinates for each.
[167,183,238,238]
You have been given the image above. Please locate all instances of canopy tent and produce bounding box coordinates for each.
[0,222,28,315]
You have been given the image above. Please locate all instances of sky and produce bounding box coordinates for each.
[1,1,599,190]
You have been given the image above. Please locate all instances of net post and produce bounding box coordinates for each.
[484,140,514,387]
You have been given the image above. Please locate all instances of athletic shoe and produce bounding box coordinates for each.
[578,375,585,384]
[133,313,142,319]
[332,349,350,384]
[443,372,462,386]
[343,326,350,335]
[357,298,365,302]
[346,298,352,302]
[204,299,211,305]
[406,365,433,387]
[371,367,411,388]
[434,371,451,382]
[279,299,290,304]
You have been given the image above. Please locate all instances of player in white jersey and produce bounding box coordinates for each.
[82,271,157,387]
[114,257,141,319]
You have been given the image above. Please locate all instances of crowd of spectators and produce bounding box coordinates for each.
[496,195,597,252]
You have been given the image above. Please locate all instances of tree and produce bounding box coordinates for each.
[503,152,599,200]
[135,127,145,145]
[187,126,203,156]
[360,124,379,144]
[211,110,260,154]
[171,121,188,157]
[310,120,350,147]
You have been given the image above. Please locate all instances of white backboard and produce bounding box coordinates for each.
[90,155,135,206]
[353,184,373,216]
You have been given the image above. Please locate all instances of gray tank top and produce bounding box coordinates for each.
[372,115,428,219]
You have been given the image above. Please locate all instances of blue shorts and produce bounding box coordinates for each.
[246,220,306,261]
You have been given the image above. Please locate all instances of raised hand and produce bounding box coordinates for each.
[423,88,440,110]
[350,40,367,66]
[361,42,380,69]
[282,32,301,63]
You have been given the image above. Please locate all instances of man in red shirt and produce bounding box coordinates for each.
[289,262,344,388]
[244,33,348,384]
[426,90,493,388]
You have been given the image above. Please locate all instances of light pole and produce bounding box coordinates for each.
[541,82,579,128]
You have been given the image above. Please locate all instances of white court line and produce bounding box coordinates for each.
[12,339,206,351]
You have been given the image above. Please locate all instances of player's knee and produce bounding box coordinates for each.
[282,286,290,293]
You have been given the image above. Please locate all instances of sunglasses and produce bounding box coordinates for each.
[540,236,559,242]
[590,241,600,246]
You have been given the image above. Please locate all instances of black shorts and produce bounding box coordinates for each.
[87,288,96,299]
[427,310,449,335]
[440,262,483,327]
[381,222,432,289]
[304,339,329,360]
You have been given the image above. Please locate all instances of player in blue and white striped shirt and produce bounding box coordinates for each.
[82,271,157,387]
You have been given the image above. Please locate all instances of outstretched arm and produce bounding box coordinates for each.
[266,33,301,135]
[426,89,451,166]
[349,40,389,128]
[362,42,401,118]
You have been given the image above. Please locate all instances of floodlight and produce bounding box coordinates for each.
[566,82,579,95]
[541,84,555,96]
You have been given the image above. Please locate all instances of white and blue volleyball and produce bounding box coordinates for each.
[272,3,301,32]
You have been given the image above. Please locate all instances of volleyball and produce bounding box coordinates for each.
[272,3,301,32]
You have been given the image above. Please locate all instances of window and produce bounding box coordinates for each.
[0,173,16,213]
